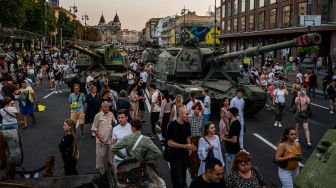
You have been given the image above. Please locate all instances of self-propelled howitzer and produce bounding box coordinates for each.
[153,33,322,116]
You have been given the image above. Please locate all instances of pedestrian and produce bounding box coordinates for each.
[158,90,171,143]
[139,67,148,88]
[36,68,43,88]
[127,71,135,93]
[69,84,86,138]
[188,102,203,179]
[229,89,245,151]
[149,83,161,138]
[273,81,288,127]
[0,97,19,130]
[294,88,312,147]
[296,70,303,85]
[219,98,230,138]
[136,78,146,122]
[197,121,224,176]
[170,94,184,122]
[111,119,161,162]
[266,82,275,110]
[166,107,196,188]
[290,78,301,111]
[327,79,336,114]
[91,101,117,174]
[59,119,78,175]
[303,71,310,89]
[189,158,227,188]
[2,76,18,101]
[226,151,266,188]
[202,89,211,124]
[221,107,241,174]
[130,84,140,120]
[186,91,200,117]
[111,109,132,166]
[275,127,302,188]
[116,90,132,119]
[54,65,62,93]
[85,71,94,94]
[84,84,101,136]
[308,70,317,97]
[18,80,37,129]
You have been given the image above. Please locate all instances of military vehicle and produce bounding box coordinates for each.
[294,129,336,188]
[152,33,322,116]
[141,47,163,64]
[64,41,128,91]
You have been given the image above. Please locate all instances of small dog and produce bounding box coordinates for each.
[43,156,55,177]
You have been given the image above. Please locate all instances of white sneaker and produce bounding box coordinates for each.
[58,90,62,93]
[55,91,58,94]
[278,122,282,127]
[330,111,334,114]
[274,121,278,127]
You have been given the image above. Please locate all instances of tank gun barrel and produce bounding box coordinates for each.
[215,33,322,62]
[64,40,102,59]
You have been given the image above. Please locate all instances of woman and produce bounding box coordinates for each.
[219,97,230,138]
[101,89,113,111]
[197,122,224,176]
[59,119,78,175]
[186,92,200,117]
[85,84,101,136]
[169,94,184,122]
[327,80,336,114]
[188,102,203,180]
[303,71,310,89]
[290,78,302,111]
[0,97,19,130]
[259,71,268,90]
[226,151,266,188]
[275,127,302,188]
[273,81,288,127]
[294,88,311,147]
[158,90,171,142]
[130,84,140,120]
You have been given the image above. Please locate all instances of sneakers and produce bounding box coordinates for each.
[55,91,58,94]
[307,142,312,148]
[240,149,250,155]
[330,111,334,114]
[58,90,62,93]
[274,121,278,127]
[278,122,282,128]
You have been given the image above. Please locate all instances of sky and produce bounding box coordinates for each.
[59,0,214,31]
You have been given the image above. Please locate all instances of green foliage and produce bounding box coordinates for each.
[298,46,320,55]
[0,0,27,28]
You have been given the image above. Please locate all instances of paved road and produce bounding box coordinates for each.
[7,81,335,188]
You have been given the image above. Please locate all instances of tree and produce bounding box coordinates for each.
[86,27,100,41]
[0,0,27,28]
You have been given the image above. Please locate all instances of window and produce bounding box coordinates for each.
[222,4,226,18]
[232,40,237,52]
[222,21,225,33]
[249,0,255,10]
[258,12,265,30]
[259,0,265,7]
[234,18,238,32]
[269,9,277,29]
[227,2,232,16]
[270,0,276,4]
[299,2,307,15]
[233,0,238,15]
[318,0,329,22]
[227,19,231,33]
[282,6,291,27]
[241,16,246,32]
[241,0,246,12]
[248,14,254,31]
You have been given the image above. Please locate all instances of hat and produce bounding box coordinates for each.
[228,107,239,116]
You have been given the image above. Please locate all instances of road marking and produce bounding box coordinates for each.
[43,91,56,99]
[310,102,329,110]
[253,133,304,167]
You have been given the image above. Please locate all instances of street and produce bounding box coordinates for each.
[12,80,335,188]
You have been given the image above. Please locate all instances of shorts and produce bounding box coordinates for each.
[71,112,85,125]
[54,80,61,86]
[294,111,308,124]
[329,94,335,102]
[19,102,34,116]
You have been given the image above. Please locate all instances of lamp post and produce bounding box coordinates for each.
[44,0,47,46]
[69,3,78,15]
[214,0,217,49]
[82,14,89,41]
[181,6,188,45]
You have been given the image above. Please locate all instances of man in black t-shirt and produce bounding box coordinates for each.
[190,158,227,188]
[222,107,241,174]
[166,107,196,188]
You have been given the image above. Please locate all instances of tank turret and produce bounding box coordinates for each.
[152,33,322,116]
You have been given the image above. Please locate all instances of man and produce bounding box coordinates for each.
[140,67,148,88]
[189,158,227,188]
[309,70,317,97]
[91,101,117,174]
[127,71,135,93]
[229,89,245,152]
[111,109,132,166]
[221,107,241,174]
[149,84,161,138]
[296,70,303,84]
[69,84,86,137]
[137,78,146,122]
[202,89,211,124]
[54,65,62,93]
[85,71,94,94]
[167,107,196,188]
[111,119,161,161]
[18,80,37,129]
[116,90,132,119]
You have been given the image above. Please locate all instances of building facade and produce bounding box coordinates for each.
[95,13,122,44]
[122,29,140,43]
[219,0,336,62]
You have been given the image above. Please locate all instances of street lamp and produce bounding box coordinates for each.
[181,6,189,45]
[214,0,217,49]
[69,3,78,15]
[82,14,89,41]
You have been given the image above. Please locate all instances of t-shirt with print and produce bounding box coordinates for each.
[0,106,18,124]
[151,90,161,113]
[203,96,211,115]
[69,92,85,112]
[112,123,132,161]
[166,120,191,159]
[226,119,241,154]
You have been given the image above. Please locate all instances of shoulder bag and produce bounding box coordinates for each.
[70,93,82,109]
[203,137,215,161]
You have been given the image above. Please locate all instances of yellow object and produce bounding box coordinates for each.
[70,102,77,109]
[38,104,46,112]
[243,57,252,65]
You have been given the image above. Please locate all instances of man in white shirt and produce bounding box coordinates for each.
[129,61,138,72]
[140,68,148,88]
[111,109,132,166]
[230,89,245,152]
[86,71,94,94]
[149,84,161,138]
[202,89,211,124]
[296,70,303,84]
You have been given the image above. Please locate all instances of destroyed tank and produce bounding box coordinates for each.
[141,47,163,64]
[294,129,336,188]
[64,41,128,91]
[152,33,322,116]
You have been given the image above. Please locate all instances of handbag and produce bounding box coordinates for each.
[163,146,175,162]
[203,137,215,161]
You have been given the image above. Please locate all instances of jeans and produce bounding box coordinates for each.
[225,153,235,174]
[170,157,188,188]
[203,114,210,124]
[275,103,285,122]
[150,112,160,135]
[309,86,316,97]
[278,167,299,188]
